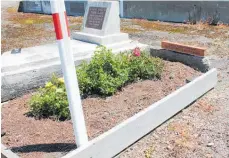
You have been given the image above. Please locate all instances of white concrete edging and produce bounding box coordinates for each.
[63,68,217,158]
[1,144,19,158]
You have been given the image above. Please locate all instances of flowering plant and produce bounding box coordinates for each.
[133,47,141,56]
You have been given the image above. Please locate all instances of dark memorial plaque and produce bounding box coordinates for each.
[86,7,107,30]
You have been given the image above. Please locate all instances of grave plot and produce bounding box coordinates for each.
[2,47,206,158]
[1,1,218,158]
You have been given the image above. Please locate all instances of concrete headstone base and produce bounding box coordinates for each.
[72,32,129,45]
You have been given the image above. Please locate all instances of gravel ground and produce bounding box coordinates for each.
[117,32,229,158]
[129,31,229,57]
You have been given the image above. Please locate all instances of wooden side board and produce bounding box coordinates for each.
[63,68,217,158]
[161,41,206,57]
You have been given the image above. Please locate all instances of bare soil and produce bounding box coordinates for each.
[1,61,201,158]
[118,58,229,158]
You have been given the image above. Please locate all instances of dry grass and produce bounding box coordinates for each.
[1,10,83,53]
[196,99,215,113]
[69,24,81,31]
[1,24,55,52]
[144,146,154,158]
[68,16,83,24]
[131,19,187,34]
[123,19,229,39]
[8,13,53,25]
[6,7,17,13]
[68,16,83,31]
[168,123,192,143]
[2,8,228,53]
[121,26,142,33]
[167,122,196,151]
[8,12,83,25]
[1,12,55,52]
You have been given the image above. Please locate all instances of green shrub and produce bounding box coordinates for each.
[77,46,129,96]
[76,61,93,96]
[128,50,163,81]
[29,75,69,120]
[29,46,164,120]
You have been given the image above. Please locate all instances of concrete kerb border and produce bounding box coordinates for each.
[1,43,217,158]
[1,144,19,158]
[62,68,217,158]
[1,69,217,158]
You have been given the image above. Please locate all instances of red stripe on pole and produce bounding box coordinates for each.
[52,13,63,40]
[64,11,70,37]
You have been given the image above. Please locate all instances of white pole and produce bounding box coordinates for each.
[50,0,88,147]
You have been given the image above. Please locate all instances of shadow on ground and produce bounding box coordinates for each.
[10,143,77,153]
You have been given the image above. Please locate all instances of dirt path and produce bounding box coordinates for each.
[118,31,229,158]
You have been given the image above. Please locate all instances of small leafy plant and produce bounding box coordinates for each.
[29,46,164,120]
[29,75,69,120]
[77,46,129,96]
[128,47,163,81]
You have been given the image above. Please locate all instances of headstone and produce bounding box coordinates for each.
[72,1,129,45]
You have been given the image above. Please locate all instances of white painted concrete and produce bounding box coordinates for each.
[73,32,129,45]
[1,144,19,158]
[63,69,217,158]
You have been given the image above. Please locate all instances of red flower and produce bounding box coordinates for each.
[133,47,141,56]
